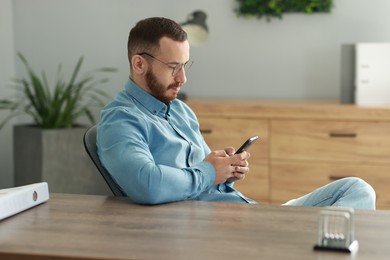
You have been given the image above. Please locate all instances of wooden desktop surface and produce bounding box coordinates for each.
[0,193,389,260]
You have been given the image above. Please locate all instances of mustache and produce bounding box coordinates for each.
[168,83,182,89]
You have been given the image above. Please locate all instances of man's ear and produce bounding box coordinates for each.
[131,55,147,75]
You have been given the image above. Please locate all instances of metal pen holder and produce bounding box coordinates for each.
[314,207,359,254]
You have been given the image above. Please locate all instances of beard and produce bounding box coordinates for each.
[145,69,180,103]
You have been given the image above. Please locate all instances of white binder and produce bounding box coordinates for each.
[0,182,49,221]
[355,43,390,105]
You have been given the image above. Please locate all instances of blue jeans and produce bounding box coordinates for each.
[282,177,376,210]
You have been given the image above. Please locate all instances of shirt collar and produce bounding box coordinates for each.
[125,78,171,116]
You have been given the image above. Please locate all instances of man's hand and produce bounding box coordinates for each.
[204,147,250,185]
[224,146,250,183]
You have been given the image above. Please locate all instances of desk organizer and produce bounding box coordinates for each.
[314,207,359,254]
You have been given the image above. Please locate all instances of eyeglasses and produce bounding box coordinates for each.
[138,52,193,77]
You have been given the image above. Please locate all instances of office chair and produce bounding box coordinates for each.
[83,125,125,196]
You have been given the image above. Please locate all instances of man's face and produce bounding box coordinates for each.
[144,37,190,103]
[145,67,180,103]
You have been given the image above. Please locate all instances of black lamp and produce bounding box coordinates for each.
[180,10,209,46]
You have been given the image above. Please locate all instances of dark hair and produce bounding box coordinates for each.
[127,17,187,64]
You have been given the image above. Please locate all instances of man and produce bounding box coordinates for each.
[97,17,376,209]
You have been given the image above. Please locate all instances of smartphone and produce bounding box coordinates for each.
[235,136,259,154]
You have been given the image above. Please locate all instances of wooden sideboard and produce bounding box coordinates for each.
[186,99,390,209]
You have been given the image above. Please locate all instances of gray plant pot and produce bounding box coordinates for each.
[14,125,111,195]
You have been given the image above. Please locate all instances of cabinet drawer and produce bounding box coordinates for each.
[270,161,390,209]
[198,117,269,202]
[271,120,390,164]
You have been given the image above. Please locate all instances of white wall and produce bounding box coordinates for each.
[2,0,390,187]
[10,0,390,100]
[0,0,15,188]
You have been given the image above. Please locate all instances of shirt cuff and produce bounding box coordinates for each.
[195,161,216,188]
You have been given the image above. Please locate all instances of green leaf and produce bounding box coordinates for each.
[235,0,334,20]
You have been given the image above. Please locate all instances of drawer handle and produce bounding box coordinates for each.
[329,175,349,181]
[200,129,213,134]
[329,132,357,138]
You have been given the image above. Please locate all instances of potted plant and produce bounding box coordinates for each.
[0,53,117,194]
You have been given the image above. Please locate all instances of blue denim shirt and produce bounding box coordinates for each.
[97,79,256,204]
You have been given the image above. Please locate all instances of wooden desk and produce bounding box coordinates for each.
[0,194,389,260]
